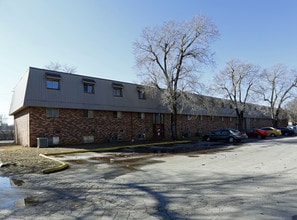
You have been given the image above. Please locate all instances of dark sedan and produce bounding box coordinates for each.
[278,127,294,136]
[203,129,248,143]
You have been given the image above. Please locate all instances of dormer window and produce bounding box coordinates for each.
[137,86,146,99]
[45,72,61,90]
[112,83,123,97]
[83,78,95,94]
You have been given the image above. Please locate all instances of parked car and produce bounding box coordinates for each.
[260,127,282,137]
[203,129,248,143]
[246,128,268,139]
[287,126,297,134]
[278,127,294,136]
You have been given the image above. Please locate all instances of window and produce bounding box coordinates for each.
[83,110,94,118]
[138,112,145,119]
[214,130,221,135]
[221,130,229,135]
[84,83,95,94]
[46,108,59,117]
[83,136,94,143]
[137,87,146,99]
[112,83,123,97]
[153,113,164,124]
[45,73,61,90]
[113,111,121,119]
[83,78,95,94]
[113,87,122,97]
[46,79,60,89]
[138,90,146,99]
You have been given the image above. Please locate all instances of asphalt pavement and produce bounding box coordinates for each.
[1,137,297,220]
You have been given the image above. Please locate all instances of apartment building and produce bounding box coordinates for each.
[9,67,281,147]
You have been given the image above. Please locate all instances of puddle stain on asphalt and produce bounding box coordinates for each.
[64,146,236,180]
[65,153,165,179]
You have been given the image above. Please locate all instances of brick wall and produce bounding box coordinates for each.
[28,107,157,146]
[14,107,288,147]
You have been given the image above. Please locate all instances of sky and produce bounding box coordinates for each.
[1,0,297,125]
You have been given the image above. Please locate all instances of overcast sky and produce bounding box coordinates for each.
[1,0,297,124]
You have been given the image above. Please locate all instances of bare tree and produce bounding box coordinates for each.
[212,59,260,130]
[45,61,77,74]
[255,64,297,127]
[133,15,219,140]
[284,97,297,125]
[0,114,7,129]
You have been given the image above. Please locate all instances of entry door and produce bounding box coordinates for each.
[153,113,165,139]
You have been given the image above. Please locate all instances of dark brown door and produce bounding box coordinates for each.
[153,113,165,139]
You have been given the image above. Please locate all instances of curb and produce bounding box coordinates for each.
[39,154,69,174]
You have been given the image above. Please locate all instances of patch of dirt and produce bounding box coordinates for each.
[0,145,79,175]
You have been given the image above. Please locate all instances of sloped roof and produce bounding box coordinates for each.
[9,67,168,115]
[10,67,272,119]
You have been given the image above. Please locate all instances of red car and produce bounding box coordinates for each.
[246,129,268,139]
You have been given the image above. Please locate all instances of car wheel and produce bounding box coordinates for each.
[257,134,261,139]
[206,137,211,142]
[284,132,288,136]
[270,133,276,137]
[228,137,234,143]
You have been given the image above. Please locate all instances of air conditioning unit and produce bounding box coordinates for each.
[37,138,48,148]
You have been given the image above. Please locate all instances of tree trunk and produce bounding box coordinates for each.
[272,119,278,128]
[235,109,245,131]
[171,108,178,140]
[272,109,280,128]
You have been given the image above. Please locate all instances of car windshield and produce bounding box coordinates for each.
[229,129,239,135]
[229,129,239,133]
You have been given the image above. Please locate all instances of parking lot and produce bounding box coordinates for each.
[1,136,297,219]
